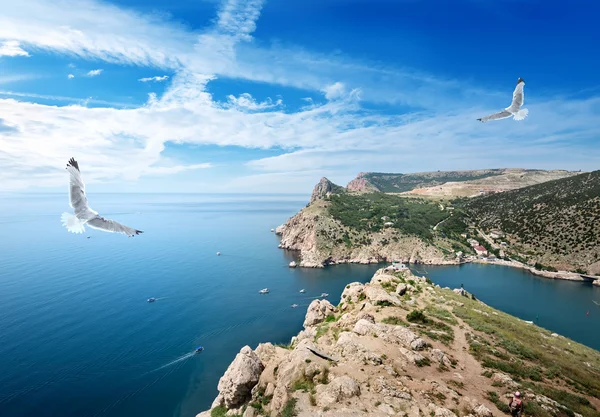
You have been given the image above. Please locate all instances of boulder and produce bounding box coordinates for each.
[430,348,452,367]
[472,404,493,417]
[340,282,365,304]
[398,346,426,364]
[214,346,265,409]
[303,299,336,328]
[396,283,407,296]
[364,286,402,306]
[315,375,361,406]
[491,372,517,388]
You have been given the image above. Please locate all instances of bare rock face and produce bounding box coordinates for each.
[346,172,379,193]
[340,282,365,304]
[315,375,361,406]
[304,299,336,328]
[336,331,383,365]
[472,404,493,417]
[491,372,517,388]
[310,177,343,203]
[364,286,402,306]
[430,348,452,367]
[213,346,265,409]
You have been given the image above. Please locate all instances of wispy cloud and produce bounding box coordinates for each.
[67,73,75,79]
[0,0,598,193]
[0,90,132,107]
[224,93,282,111]
[138,75,169,83]
[86,69,103,77]
[0,40,29,57]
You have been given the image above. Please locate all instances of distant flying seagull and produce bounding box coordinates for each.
[61,158,143,237]
[477,78,529,123]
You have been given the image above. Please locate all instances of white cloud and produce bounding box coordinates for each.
[138,75,169,83]
[0,40,29,57]
[321,82,346,100]
[0,0,598,193]
[68,73,75,79]
[86,69,103,77]
[224,93,282,111]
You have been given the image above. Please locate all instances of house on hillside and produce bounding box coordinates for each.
[473,245,488,257]
[500,242,508,247]
[381,216,390,221]
[391,261,408,271]
[490,231,504,239]
[384,222,394,227]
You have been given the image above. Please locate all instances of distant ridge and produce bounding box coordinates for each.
[346,168,581,197]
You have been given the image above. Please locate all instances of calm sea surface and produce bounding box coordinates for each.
[0,193,598,417]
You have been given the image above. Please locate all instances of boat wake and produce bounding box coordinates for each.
[149,352,195,373]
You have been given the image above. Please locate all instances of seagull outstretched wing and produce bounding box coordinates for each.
[477,110,512,123]
[507,80,525,112]
[66,158,90,214]
[477,78,527,123]
[87,216,143,237]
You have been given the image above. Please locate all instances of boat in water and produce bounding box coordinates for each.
[259,288,270,294]
[147,297,156,303]
[320,293,328,297]
[195,346,204,353]
[291,304,298,308]
[299,289,306,293]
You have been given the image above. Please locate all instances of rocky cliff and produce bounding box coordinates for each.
[275,197,459,268]
[197,268,600,417]
[310,178,346,204]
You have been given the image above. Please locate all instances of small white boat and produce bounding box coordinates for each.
[320,293,328,297]
[216,252,221,256]
[291,304,298,308]
[299,289,306,293]
[259,288,270,294]
[270,228,275,232]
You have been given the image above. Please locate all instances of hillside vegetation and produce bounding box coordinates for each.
[350,170,506,193]
[327,193,451,240]
[462,170,600,274]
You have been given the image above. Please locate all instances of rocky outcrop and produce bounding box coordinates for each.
[346,172,379,193]
[198,267,600,417]
[303,299,336,328]
[275,198,457,268]
[212,346,265,410]
[310,177,345,203]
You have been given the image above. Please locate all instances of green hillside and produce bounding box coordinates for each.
[463,170,600,273]
[360,170,506,193]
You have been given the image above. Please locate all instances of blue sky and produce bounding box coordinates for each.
[0,0,599,193]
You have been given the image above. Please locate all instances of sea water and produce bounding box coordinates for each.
[1,193,598,417]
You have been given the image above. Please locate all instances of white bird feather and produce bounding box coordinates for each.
[61,158,143,237]
[478,78,529,123]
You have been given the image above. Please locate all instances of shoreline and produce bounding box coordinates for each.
[281,243,600,285]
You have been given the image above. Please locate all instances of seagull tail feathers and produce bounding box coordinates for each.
[513,108,529,121]
[61,212,86,234]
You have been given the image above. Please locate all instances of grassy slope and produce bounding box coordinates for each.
[462,170,600,272]
[362,170,506,193]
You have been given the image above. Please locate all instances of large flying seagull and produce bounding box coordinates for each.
[477,78,529,123]
[61,158,143,237]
